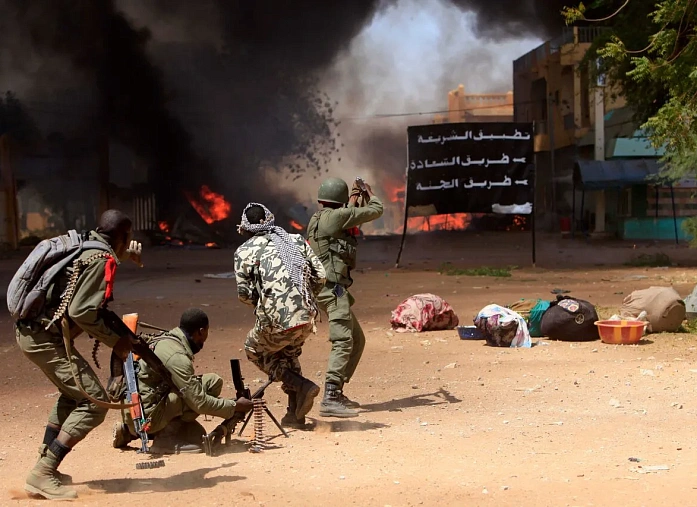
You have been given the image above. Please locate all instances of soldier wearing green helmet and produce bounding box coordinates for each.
[306,177,383,418]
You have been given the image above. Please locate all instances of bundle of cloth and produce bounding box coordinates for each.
[540,295,599,342]
[618,287,685,333]
[474,304,531,348]
[508,299,551,338]
[390,293,459,332]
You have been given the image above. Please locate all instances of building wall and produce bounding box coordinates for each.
[513,27,624,154]
[434,84,513,124]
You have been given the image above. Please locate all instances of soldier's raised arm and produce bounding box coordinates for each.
[330,195,383,232]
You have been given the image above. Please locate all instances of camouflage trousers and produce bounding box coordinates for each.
[244,323,313,389]
[15,321,109,441]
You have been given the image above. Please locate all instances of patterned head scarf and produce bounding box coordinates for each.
[238,203,318,315]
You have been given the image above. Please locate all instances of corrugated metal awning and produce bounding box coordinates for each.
[574,159,662,190]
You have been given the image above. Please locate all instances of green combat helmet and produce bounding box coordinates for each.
[317,177,349,205]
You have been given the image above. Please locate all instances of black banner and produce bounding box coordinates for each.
[406,122,534,216]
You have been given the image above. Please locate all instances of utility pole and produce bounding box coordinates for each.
[594,59,606,234]
[547,91,557,227]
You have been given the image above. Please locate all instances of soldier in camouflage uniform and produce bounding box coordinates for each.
[112,308,253,453]
[14,210,142,500]
[234,203,326,428]
[307,177,383,418]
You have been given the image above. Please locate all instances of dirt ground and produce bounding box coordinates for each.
[2,232,697,506]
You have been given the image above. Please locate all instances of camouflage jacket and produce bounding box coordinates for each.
[138,327,237,420]
[234,233,326,333]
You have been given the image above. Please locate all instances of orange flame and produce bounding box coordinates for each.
[289,220,304,231]
[187,185,232,224]
[158,221,170,233]
[404,213,472,233]
[505,215,527,231]
[205,242,219,248]
[383,181,471,233]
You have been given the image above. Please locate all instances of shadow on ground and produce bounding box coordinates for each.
[359,388,462,413]
[81,463,244,494]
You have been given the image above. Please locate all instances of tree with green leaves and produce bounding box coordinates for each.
[565,0,697,178]
[566,0,697,242]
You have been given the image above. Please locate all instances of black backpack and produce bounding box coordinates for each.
[540,295,599,342]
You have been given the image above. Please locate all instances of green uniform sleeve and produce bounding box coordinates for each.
[233,249,256,307]
[165,352,237,419]
[303,240,326,296]
[67,257,123,348]
[327,196,384,232]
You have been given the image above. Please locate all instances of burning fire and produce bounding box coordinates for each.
[205,242,219,248]
[187,185,232,224]
[405,213,472,233]
[158,221,170,233]
[506,215,527,231]
[384,181,472,233]
[289,220,304,231]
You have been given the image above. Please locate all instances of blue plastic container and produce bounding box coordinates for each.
[457,326,484,340]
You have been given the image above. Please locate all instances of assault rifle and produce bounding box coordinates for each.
[124,351,150,453]
[102,309,181,398]
[119,314,166,470]
[202,359,287,457]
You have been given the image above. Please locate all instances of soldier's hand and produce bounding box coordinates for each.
[362,182,373,196]
[113,336,132,361]
[127,240,143,267]
[234,397,254,413]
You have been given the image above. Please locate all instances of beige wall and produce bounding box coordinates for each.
[435,84,513,124]
[513,27,627,154]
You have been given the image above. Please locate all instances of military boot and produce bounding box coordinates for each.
[25,445,77,500]
[34,444,73,485]
[280,369,320,419]
[112,422,137,449]
[319,383,359,418]
[149,420,203,455]
[280,392,307,428]
[337,391,361,409]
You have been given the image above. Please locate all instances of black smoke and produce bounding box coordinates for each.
[0,0,572,229]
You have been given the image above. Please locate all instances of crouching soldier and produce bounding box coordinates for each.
[112,308,253,453]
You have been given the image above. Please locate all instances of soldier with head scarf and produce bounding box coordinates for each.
[234,203,326,428]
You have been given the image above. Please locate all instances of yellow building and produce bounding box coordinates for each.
[512,26,681,240]
[434,84,513,124]
[513,26,621,153]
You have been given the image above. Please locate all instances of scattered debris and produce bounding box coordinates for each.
[551,288,571,295]
[630,465,670,474]
[204,272,235,279]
